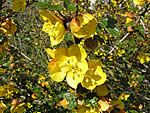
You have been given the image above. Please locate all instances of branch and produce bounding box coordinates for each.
[76,0,79,16]
[10,45,34,64]
[57,11,67,20]
[140,3,150,16]
[134,35,149,60]
[105,33,130,58]
[105,18,140,59]
[127,87,150,101]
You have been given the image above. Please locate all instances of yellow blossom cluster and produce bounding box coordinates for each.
[0,101,7,113]
[10,102,26,113]
[46,44,107,90]
[0,19,17,36]
[73,97,125,113]
[133,0,150,5]
[137,52,150,64]
[39,10,66,47]
[40,10,97,46]
[70,13,97,38]
[0,84,19,99]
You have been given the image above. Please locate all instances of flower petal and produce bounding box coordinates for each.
[39,10,59,24]
[50,72,66,82]
[49,22,65,46]
[94,66,107,86]
[66,72,84,89]
[70,13,97,38]
[45,48,56,58]
[68,44,87,61]
[55,48,68,61]
[88,60,102,69]
[81,77,96,90]
[77,60,88,74]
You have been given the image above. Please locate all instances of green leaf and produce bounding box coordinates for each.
[64,0,71,5]
[63,92,77,110]
[99,18,108,28]
[32,1,50,7]
[67,4,77,11]
[0,11,7,14]
[47,4,62,11]
[64,0,71,9]
[127,0,132,4]
[67,99,77,110]
[58,91,67,98]
[136,26,144,36]
[99,18,120,37]
[2,61,12,67]
[32,88,41,93]
[64,0,77,12]
[89,97,99,108]
[107,27,120,37]
[32,2,62,11]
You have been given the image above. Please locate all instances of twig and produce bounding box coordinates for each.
[105,18,140,58]
[105,33,130,58]
[140,3,150,16]
[10,44,33,64]
[127,88,150,101]
[76,0,79,16]
[140,19,146,30]
[119,33,130,43]
[134,35,149,60]
[57,11,67,20]
[1,12,15,22]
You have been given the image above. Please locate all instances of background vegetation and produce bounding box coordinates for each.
[0,0,150,113]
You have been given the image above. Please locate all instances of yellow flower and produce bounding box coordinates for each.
[60,98,69,109]
[112,0,117,4]
[31,93,38,100]
[74,104,98,113]
[0,101,7,113]
[10,0,26,13]
[70,13,97,38]
[125,18,133,24]
[27,102,33,108]
[81,60,107,90]
[118,93,130,101]
[133,0,145,5]
[116,49,125,57]
[10,102,26,113]
[46,44,88,89]
[97,97,111,112]
[0,84,19,99]
[39,10,65,46]
[0,68,5,74]
[0,38,10,54]
[137,52,150,64]
[0,19,17,36]
[125,12,134,24]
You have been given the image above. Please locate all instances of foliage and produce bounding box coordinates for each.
[0,0,150,113]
